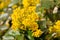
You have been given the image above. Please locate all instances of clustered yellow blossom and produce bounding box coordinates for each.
[0,0,11,9]
[32,29,42,37]
[49,20,60,36]
[22,0,40,7]
[11,0,42,37]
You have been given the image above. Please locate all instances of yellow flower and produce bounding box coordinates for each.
[28,6,36,12]
[11,6,39,31]
[32,29,42,37]
[29,22,38,32]
[22,0,40,7]
[0,0,11,9]
[19,25,26,30]
[55,20,60,26]
[11,7,39,31]
[22,19,31,26]
[53,25,60,30]
[49,26,53,33]
[0,2,4,9]
[11,0,42,38]
[22,0,29,7]
[11,0,40,33]
[49,20,60,36]
[11,25,18,31]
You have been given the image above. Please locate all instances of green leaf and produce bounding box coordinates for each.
[9,0,19,7]
[27,30,34,40]
[2,36,14,40]
[37,19,46,31]
[4,29,20,36]
[15,34,24,40]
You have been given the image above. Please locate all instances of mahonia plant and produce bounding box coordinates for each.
[11,0,42,37]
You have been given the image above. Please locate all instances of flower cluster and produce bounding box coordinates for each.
[22,0,40,7]
[49,20,60,36]
[11,0,42,37]
[32,29,42,37]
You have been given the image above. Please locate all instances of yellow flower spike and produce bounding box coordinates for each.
[49,20,60,36]
[11,0,40,33]
[32,29,42,37]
